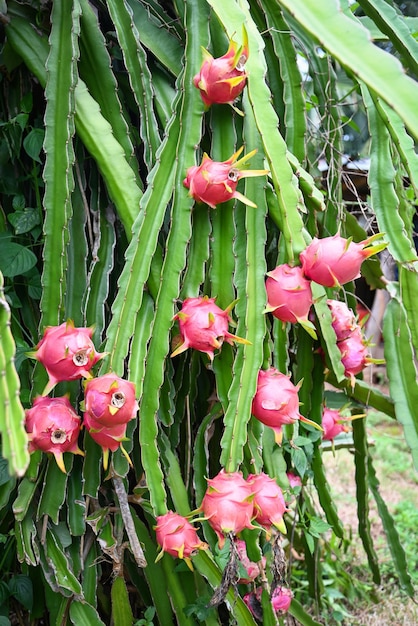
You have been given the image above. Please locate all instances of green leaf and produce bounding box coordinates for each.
[111,577,134,626]
[22,127,44,163]
[8,575,33,611]
[0,242,37,278]
[8,208,41,235]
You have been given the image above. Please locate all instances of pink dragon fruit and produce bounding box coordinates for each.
[83,374,138,428]
[244,586,292,619]
[247,473,287,536]
[193,30,248,108]
[235,539,266,584]
[200,470,255,547]
[286,472,302,489]
[183,147,268,208]
[29,321,105,395]
[25,396,83,472]
[83,374,137,469]
[251,368,321,444]
[265,264,316,337]
[171,296,249,361]
[321,407,350,441]
[338,326,370,382]
[327,299,358,341]
[300,233,385,287]
[154,511,207,567]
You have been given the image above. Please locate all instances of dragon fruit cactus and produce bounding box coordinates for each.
[193,29,248,108]
[265,264,316,338]
[29,320,105,395]
[244,586,293,620]
[171,296,249,361]
[300,233,386,288]
[83,374,138,469]
[154,511,207,569]
[199,470,255,547]
[247,473,287,536]
[25,396,83,473]
[327,299,358,341]
[251,367,321,444]
[183,147,268,208]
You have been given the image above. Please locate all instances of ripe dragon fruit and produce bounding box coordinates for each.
[25,396,83,473]
[199,470,255,547]
[154,511,207,568]
[183,147,268,208]
[171,296,249,361]
[247,473,287,536]
[244,586,293,620]
[327,299,358,341]
[83,374,138,469]
[235,539,266,584]
[337,326,370,382]
[321,406,350,442]
[29,321,105,395]
[251,367,321,444]
[300,233,386,288]
[265,264,316,338]
[193,30,248,108]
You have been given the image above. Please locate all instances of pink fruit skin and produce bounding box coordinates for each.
[338,327,369,377]
[247,473,287,533]
[322,407,349,441]
[286,472,302,489]
[83,412,128,453]
[32,321,104,393]
[251,368,302,442]
[172,296,246,361]
[183,153,247,208]
[265,264,313,324]
[300,234,371,287]
[271,586,293,613]
[83,374,138,428]
[193,38,248,106]
[155,511,207,560]
[25,396,83,472]
[327,299,358,341]
[200,470,254,547]
[235,539,266,583]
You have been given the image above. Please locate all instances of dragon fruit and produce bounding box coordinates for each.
[154,511,207,567]
[83,374,137,469]
[183,147,268,208]
[321,407,350,441]
[338,326,370,381]
[251,368,321,444]
[300,233,386,288]
[25,396,83,472]
[235,539,266,584]
[29,321,105,395]
[265,264,316,337]
[244,586,293,620]
[247,473,287,536]
[200,470,255,547]
[193,30,248,108]
[327,299,358,341]
[171,296,249,361]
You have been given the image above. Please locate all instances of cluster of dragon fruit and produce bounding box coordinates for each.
[24,30,386,621]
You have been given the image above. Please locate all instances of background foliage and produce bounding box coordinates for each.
[0,0,418,624]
